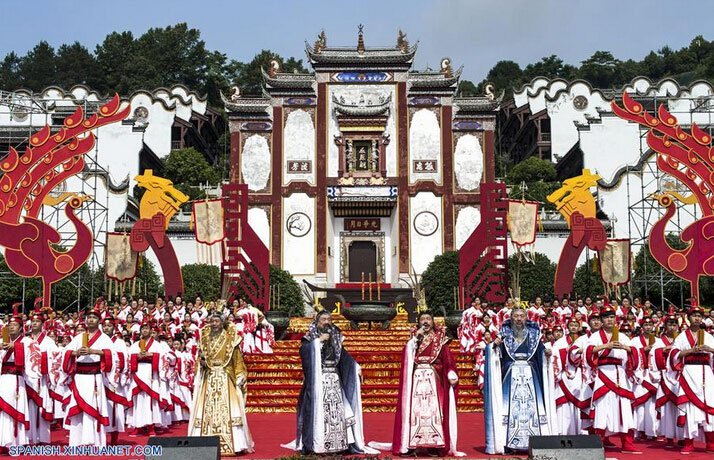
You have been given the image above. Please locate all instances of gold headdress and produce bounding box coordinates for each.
[211,300,228,321]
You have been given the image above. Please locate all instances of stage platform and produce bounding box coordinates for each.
[32,412,713,459]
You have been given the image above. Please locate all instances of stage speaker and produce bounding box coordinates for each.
[146,436,220,460]
[528,435,604,460]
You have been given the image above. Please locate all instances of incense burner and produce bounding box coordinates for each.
[342,301,396,330]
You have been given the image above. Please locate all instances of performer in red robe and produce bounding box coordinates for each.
[391,311,464,457]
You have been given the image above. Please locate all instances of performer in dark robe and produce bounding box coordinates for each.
[484,306,555,454]
[282,311,376,454]
[391,311,464,457]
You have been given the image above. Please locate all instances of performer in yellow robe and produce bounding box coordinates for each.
[188,308,254,455]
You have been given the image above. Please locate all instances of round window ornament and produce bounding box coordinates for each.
[134,106,149,120]
[12,107,28,122]
[573,95,588,110]
[286,212,312,237]
[413,211,439,237]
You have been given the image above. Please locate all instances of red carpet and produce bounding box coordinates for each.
[11,413,711,459]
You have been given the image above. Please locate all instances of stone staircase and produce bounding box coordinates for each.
[244,315,483,412]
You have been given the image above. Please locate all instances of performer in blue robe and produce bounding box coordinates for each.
[484,306,555,454]
[281,311,377,455]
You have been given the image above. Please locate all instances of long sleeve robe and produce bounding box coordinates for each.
[62,330,118,447]
[289,335,373,455]
[669,329,714,441]
[0,336,33,447]
[392,329,463,456]
[188,323,253,455]
[484,320,554,454]
[127,337,164,429]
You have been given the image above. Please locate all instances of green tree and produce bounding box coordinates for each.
[132,257,164,300]
[95,31,138,94]
[180,263,220,302]
[229,50,308,96]
[0,256,107,313]
[132,23,209,91]
[572,258,605,299]
[0,52,22,90]
[508,252,556,302]
[163,147,221,204]
[632,234,693,308]
[204,50,231,107]
[457,79,478,96]
[578,51,621,88]
[523,55,577,81]
[269,265,304,317]
[641,51,665,80]
[19,41,57,91]
[56,42,100,89]
[506,156,560,210]
[421,251,460,316]
[477,60,524,97]
[507,156,557,183]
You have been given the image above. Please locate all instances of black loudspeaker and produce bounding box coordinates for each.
[146,436,220,460]
[528,435,604,460]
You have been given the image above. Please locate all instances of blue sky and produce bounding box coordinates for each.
[2,0,713,83]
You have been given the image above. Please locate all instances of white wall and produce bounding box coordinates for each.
[283,109,316,185]
[409,108,441,184]
[282,193,316,275]
[409,192,443,274]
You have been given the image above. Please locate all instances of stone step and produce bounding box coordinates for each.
[245,399,483,413]
[248,362,476,371]
[247,377,479,386]
[245,352,474,363]
[248,385,483,396]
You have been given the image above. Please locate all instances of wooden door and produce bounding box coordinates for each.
[348,240,377,282]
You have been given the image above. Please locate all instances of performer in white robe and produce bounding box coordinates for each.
[101,317,131,444]
[668,305,714,454]
[159,334,182,427]
[473,333,492,390]
[163,339,189,423]
[0,316,32,451]
[569,308,602,435]
[631,317,658,439]
[651,314,681,448]
[116,298,131,322]
[234,300,269,354]
[458,299,483,353]
[155,335,174,428]
[552,317,589,435]
[127,321,165,435]
[26,311,56,444]
[62,309,118,447]
[253,318,275,354]
[584,305,641,453]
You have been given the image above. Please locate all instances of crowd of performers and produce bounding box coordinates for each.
[1,290,713,456]
[0,295,275,453]
[459,296,714,454]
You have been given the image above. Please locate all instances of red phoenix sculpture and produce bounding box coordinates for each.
[612,92,714,303]
[0,95,130,307]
